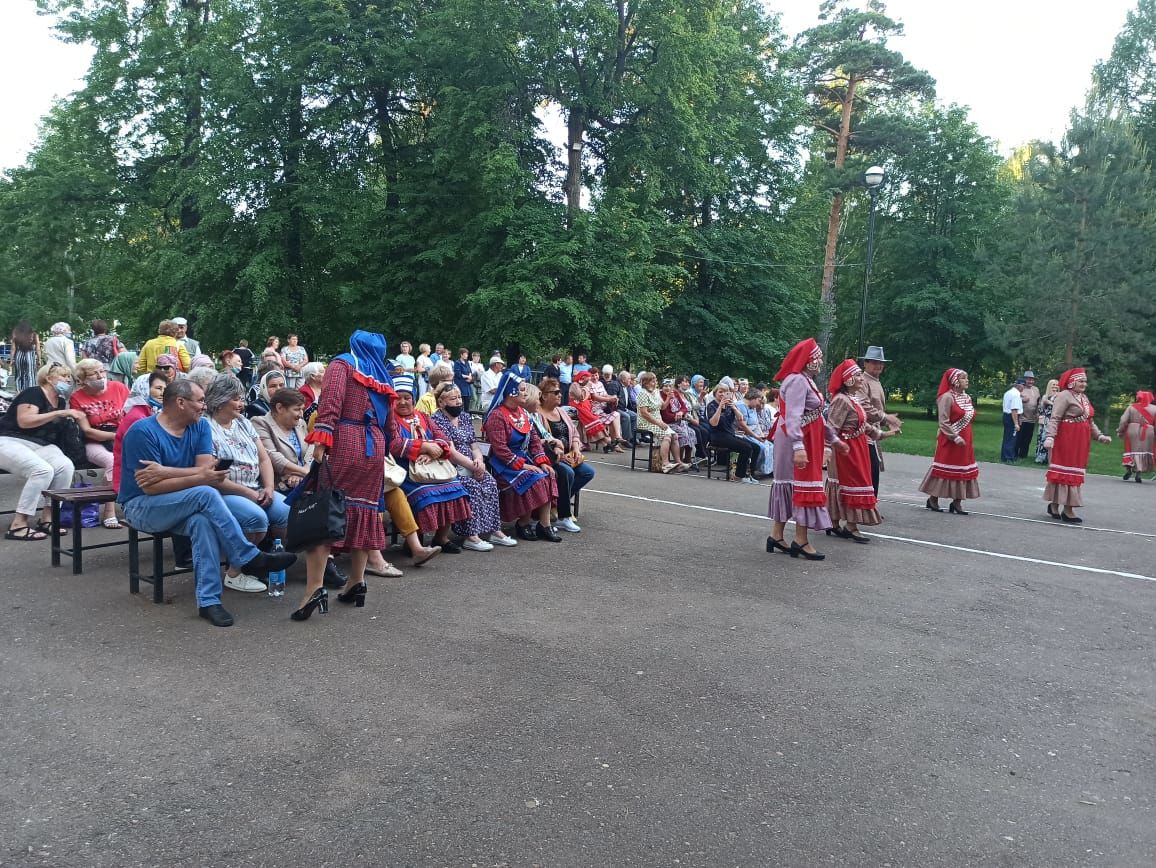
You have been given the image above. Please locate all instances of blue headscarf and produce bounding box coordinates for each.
[392,373,416,396]
[334,330,395,451]
[485,370,525,420]
[690,374,705,388]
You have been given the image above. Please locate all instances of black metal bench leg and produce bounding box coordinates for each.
[152,536,165,604]
[50,499,62,567]
[129,528,141,595]
[71,503,83,575]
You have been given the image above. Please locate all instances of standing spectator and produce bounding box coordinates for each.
[572,352,592,380]
[396,341,417,376]
[81,319,122,366]
[414,343,433,395]
[172,317,201,358]
[70,359,131,527]
[1034,378,1060,465]
[469,351,486,410]
[233,339,255,388]
[1118,390,1155,482]
[543,354,562,381]
[1016,370,1041,459]
[136,320,190,374]
[858,346,902,495]
[1001,378,1025,463]
[10,320,40,392]
[558,353,574,402]
[452,347,475,406]
[480,354,505,407]
[266,336,281,353]
[511,354,532,381]
[43,322,77,371]
[280,333,309,389]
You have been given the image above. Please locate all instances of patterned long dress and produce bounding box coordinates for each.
[308,358,404,551]
[394,410,472,534]
[1117,402,1155,472]
[1034,396,1055,465]
[918,389,981,501]
[769,373,839,529]
[483,405,558,521]
[430,410,502,537]
[825,392,882,526]
[1044,391,1104,507]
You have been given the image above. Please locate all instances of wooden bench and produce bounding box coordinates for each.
[126,524,193,604]
[46,486,122,575]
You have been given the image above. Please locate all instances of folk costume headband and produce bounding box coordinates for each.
[392,373,417,396]
[485,370,525,420]
[827,359,862,397]
[774,338,821,382]
[937,367,967,397]
[333,330,397,428]
[1058,368,1086,390]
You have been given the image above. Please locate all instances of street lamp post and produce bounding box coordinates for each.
[858,165,885,357]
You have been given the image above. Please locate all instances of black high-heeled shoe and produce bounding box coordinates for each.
[1060,512,1083,524]
[789,541,825,561]
[949,501,969,515]
[290,588,329,621]
[925,497,943,513]
[825,526,851,539]
[847,532,870,544]
[1123,468,1133,481]
[1047,504,1061,519]
[766,536,790,554]
[336,581,367,608]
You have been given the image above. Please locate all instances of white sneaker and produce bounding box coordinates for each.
[489,533,518,547]
[743,476,759,485]
[661,462,677,474]
[462,538,494,552]
[556,517,582,533]
[224,573,267,593]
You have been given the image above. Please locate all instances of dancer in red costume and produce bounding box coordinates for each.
[919,368,980,516]
[1042,368,1111,522]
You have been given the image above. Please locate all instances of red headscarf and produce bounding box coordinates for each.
[573,370,595,383]
[1133,390,1155,408]
[1058,368,1086,391]
[774,338,821,382]
[827,359,861,397]
[936,368,967,397]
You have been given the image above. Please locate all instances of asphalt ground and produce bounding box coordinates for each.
[1,451,1153,867]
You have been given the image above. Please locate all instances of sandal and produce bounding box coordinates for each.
[103,517,127,530]
[36,521,66,537]
[5,526,48,541]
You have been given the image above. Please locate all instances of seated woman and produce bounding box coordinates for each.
[429,382,516,550]
[585,370,626,451]
[245,369,286,419]
[0,362,82,540]
[251,388,313,492]
[677,375,709,465]
[108,351,138,386]
[738,390,774,477]
[153,353,181,385]
[705,382,760,483]
[569,374,614,452]
[70,359,131,527]
[298,361,325,420]
[531,377,594,533]
[416,363,454,416]
[204,374,290,593]
[482,371,561,541]
[636,371,684,473]
[113,374,166,493]
[190,354,216,372]
[660,377,697,469]
[391,374,473,553]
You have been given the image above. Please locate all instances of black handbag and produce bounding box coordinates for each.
[43,416,89,467]
[286,460,347,552]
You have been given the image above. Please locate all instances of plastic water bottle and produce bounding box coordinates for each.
[268,538,286,597]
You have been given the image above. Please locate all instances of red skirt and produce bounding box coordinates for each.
[793,418,827,508]
[929,427,978,481]
[1047,419,1091,487]
[835,435,876,510]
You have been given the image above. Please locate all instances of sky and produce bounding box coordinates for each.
[0,0,1140,172]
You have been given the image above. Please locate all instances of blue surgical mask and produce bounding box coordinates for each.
[147,397,163,411]
[231,366,241,374]
[54,381,73,398]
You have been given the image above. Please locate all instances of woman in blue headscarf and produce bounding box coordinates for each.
[481,371,561,542]
[294,330,418,621]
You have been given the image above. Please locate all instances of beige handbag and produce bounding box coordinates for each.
[408,458,457,484]
[383,455,407,491]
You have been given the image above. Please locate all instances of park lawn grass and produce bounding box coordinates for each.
[882,399,1126,479]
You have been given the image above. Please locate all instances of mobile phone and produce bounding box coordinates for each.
[214,457,234,471]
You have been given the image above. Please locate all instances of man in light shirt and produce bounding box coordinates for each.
[1001,378,1025,463]
[1016,370,1041,459]
[480,355,505,407]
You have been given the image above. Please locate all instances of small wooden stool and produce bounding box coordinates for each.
[46,486,121,575]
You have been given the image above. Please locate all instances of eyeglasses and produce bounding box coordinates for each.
[543,389,561,395]
[157,366,174,371]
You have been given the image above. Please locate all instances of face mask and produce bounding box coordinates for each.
[444,404,464,417]
[54,381,73,398]
[147,397,163,411]
[88,378,107,391]
[231,366,241,374]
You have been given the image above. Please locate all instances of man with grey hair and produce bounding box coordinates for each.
[605,368,638,443]
[118,379,297,627]
[172,317,201,358]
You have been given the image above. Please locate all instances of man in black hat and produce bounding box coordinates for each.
[858,346,902,496]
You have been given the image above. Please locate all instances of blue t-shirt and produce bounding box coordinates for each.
[572,362,592,377]
[511,363,532,381]
[118,415,214,504]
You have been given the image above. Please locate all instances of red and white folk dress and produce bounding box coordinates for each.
[825,392,882,526]
[1044,391,1105,507]
[919,389,981,502]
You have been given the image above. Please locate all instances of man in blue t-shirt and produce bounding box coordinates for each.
[119,379,297,626]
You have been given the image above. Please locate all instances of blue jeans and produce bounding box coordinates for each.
[222,491,290,535]
[1001,413,1018,463]
[123,486,261,608]
[554,459,595,519]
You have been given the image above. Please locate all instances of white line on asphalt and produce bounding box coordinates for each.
[586,458,1156,539]
[583,488,1156,585]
